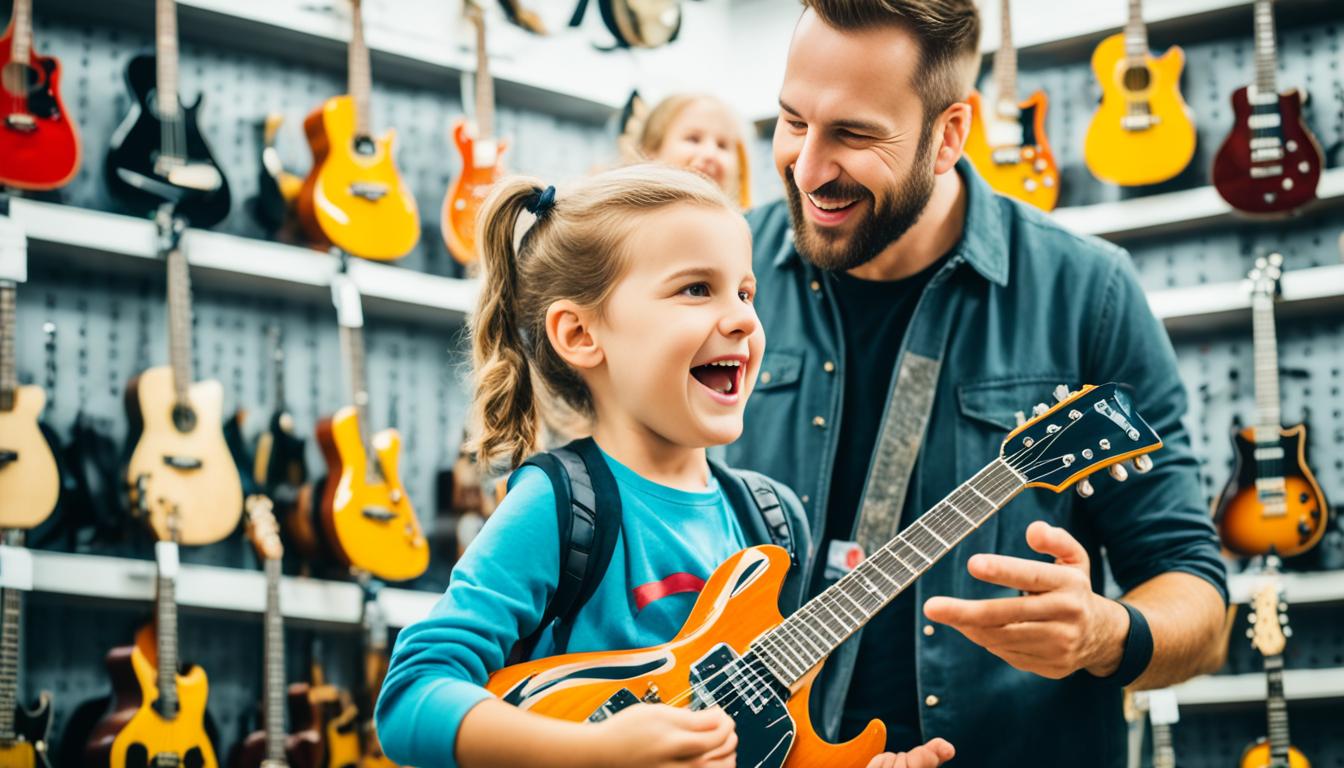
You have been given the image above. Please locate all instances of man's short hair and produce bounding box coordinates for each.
[801,0,980,118]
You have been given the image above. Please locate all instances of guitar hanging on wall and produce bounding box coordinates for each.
[0,0,81,191]
[1083,0,1196,186]
[297,0,419,262]
[0,532,55,768]
[1239,578,1310,768]
[488,384,1160,768]
[105,0,231,227]
[1212,254,1328,559]
[0,278,60,530]
[964,0,1059,211]
[1211,0,1322,217]
[443,0,507,271]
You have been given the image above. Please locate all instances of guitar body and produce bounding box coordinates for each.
[1083,34,1196,186]
[0,692,54,768]
[965,89,1059,211]
[1239,739,1310,768]
[442,120,506,267]
[296,95,419,261]
[105,54,231,227]
[1213,424,1329,558]
[256,410,308,508]
[0,385,60,529]
[85,627,217,768]
[319,696,361,768]
[232,724,323,768]
[487,545,886,768]
[315,407,428,581]
[124,366,243,546]
[0,16,80,190]
[1212,87,1322,216]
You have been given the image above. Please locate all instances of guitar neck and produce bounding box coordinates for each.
[0,566,24,742]
[1250,289,1282,444]
[166,245,194,409]
[0,282,16,412]
[339,323,372,453]
[349,0,373,139]
[1123,0,1149,63]
[1152,722,1176,768]
[269,327,287,415]
[263,556,287,763]
[1264,653,1293,762]
[991,0,1017,104]
[156,0,181,121]
[1252,0,1279,96]
[756,458,1025,683]
[9,0,33,66]
[473,10,494,141]
[156,564,181,718]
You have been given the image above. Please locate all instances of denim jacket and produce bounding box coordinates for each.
[727,160,1227,768]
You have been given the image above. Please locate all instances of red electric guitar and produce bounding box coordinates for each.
[0,0,80,190]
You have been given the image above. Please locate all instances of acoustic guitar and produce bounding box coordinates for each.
[964,0,1059,211]
[297,0,419,262]
[488,384,1160,767]
[1213,254,1328,558]
[105,0,230,227]
[0,279,60,530]
[314,271,428,582]
[124,208,242,547]
[0,532,54,768]
[86,511,219,768]
[1211,0,1322,217]
[233,498,323,768]
[1239,578,1310,768]
[1083,0,1196,186]
[442,0,506,271]
[0,0,80,191]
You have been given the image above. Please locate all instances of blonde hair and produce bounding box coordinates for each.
[626,94,752,210]
[469,164,733,469]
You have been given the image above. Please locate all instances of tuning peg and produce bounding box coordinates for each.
[1283,626,1293,638]
[1109,464,1129,482]
[1132,454,1153,473]
[1014,410,1026,427]
[1269,252,1283,268]
[1246,628,1256,639]
[1053,384,1070,403]
[1032,403,1050,417]
[1076,479,1094,498]
[1255,256,1267,270]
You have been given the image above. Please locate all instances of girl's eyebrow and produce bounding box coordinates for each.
[661,266,719,283]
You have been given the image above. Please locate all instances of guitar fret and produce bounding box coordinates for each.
[0,283,16,410]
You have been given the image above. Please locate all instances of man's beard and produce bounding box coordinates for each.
[785,125,936,273]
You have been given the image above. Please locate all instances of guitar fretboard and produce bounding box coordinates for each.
[0,282,16,412]
[1251,287,1282,445]
[754,459,1024,684]
[8,0,33,73]
[1123,0,1149,63]
[1252,0,1279,97]
[156,565,181,718]
[349,0,373,139]
[166,244,195,410]
[264,556,287,762]
[991,0,1018,105]
[1152,722,1176,768]
[472,8,494,141]
[0,575,23,741]
[1264,653,1292,763]
[155,0,181,121]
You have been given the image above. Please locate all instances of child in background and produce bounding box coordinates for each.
[623,93,753,210]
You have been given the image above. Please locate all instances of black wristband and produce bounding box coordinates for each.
[1093,600,1153,687]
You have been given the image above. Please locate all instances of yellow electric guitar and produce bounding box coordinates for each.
[0,278,59,530]
[297,0,419,261]
[964,0,1059,211]
[1240,577,1311,768]
[314,270,428,582]
[1083,0,1196,186]
[123,208,242,546]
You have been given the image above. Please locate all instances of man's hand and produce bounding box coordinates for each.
[865,738,955,768]
[922,521,1130,679]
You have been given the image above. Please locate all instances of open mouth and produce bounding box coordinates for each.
[804,191,863,226]
[690,357,745,401]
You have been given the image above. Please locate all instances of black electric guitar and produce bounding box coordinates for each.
[254,325,308,519]
[105,0,230,227]
[0,532,54,768]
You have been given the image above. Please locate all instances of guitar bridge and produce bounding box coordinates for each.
[0,449,17,468]
[5,114,36,132]
[361,507,396,522]
[350,182,389,201]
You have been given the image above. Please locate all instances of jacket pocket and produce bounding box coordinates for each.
[754,348,804,391]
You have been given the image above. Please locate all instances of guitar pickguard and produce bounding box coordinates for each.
[690,645,795,768]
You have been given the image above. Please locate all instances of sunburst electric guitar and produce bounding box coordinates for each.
[1212,254,1328,558]
[442,0,506,271]
[965,0,1059,211]
[297,0,419,261]
[314,271,428,582]
[0,278,59,530]
[1240,578,1310,768]
[86,511,218,768]
[488,383,1161,767]
[0,0,81,191]
[1083,0,1196,186]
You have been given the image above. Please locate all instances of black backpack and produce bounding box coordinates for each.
[511,437,803,660]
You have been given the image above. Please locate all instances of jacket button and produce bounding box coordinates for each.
[823,361,835,373]
[925,694,940,708]
[801,495,810,504]
[812,416,826,428]
[923,625,935,637]
[810,280,821,292]
[761,371,773,384]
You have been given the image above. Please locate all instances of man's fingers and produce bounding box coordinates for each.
[961,553,1077,594]
[923,593,1073,628]
[1025,521,1088,566]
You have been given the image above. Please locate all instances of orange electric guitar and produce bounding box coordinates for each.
[442,0,507,271]
[1240,577,1311,768]
[0,276,60,530]
[297,0,419,261]
[488,384,1161,767]
[1083,0,1196,186]
[314,269,428,582]
[965,0,1059,211]
[1213,254,1328,558]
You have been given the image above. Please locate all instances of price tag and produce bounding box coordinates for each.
[0,214,27,283]
[156,541,181,578]
[0,545,34,591]
[331,272,365,329]
[1147,688,1180,725]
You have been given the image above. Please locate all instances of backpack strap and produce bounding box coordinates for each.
[708,460,797,566]
[511,437,622,660]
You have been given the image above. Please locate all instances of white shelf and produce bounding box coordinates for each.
[1173,667,1344,707]
[1147,263,1344,333]
[9,198,479,326]
[27,549,440,629]
[1227,570,1344,606]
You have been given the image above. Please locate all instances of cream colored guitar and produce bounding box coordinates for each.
[124,208,242,546]
[0,279,59,529]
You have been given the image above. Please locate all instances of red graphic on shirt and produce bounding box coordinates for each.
[632,572,706,611]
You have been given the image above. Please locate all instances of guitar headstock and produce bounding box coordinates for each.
[1247,580,1289,657]
[1248,252,1284,301]
[1002,383,1163,494]
[246,495,283,561]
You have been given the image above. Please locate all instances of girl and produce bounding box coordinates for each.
[375,165,953,768]
[624,93,753,210]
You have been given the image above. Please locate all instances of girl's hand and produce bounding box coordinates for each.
[865,738,956,768]
[593,704,736,768]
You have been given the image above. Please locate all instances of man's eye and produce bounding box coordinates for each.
[682,283,710,298]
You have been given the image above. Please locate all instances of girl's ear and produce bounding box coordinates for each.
[546,300,604,370]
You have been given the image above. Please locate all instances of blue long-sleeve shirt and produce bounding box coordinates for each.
[375,449,750,768]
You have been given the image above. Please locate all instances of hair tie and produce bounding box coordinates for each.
[524,185,557,220]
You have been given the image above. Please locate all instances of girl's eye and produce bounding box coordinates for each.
[738,289,754,303]
[682,283,710,298]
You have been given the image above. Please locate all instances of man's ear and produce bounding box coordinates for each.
[546,300,604,370]
[933,100,972,175]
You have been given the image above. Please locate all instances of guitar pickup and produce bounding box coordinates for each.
[349,182,389,201]
[0,449,17,468]
[1249,163,1283,178]
[162,455,203,470]
[1254,447,1285,461]
[5,114,36,132]
[361,507,396,522]
[990,147,1022,165]
[1247,113,1282,130]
